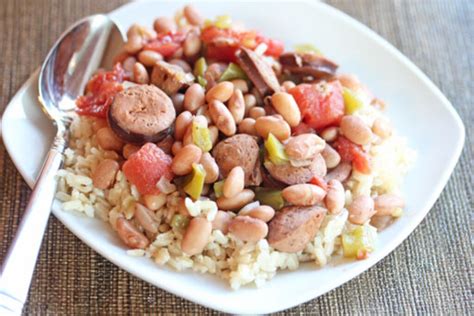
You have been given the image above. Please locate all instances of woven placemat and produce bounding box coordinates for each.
[0,0,472,314]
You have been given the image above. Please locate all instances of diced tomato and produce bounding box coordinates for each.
[143,32,186,57]
[288,81,345,130]
[256,35,285,57]
[309,175,328,191]
[333,136,371,174]
[292,122,315,136]
[205,44,240,63]
[122,143,174,195]
[76,63,125,118]
[201,26,284,62]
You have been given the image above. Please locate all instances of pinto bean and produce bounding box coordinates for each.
[181,217,212,255]
[239,205,275,222]
[238,118,258,136]
[96,127,124,152]
[143,193,167,211]
[321,144,341,169]
[282,184,326,206]
[285,134,325,161]
[348,195,375,224]
[223,166,245,198]
[116,218,149,249]
[340,115,373,145]
[211,210,233,234]
[132,62,149,84]
[92,119,108,133]
[228,89,245,123]
[228,216,268,242]
[124,34,143,54]
[183,31,201,57]
[271,92,301,127]
[244,93,257,112]
[153,17,177,34]
[199,152,219,183]
[249,107,266,119]
[171,144,202,175]
[324,162,352,182]
[255,115,291,141]
[374,194,405,216]
[208,100,236,136]
[217,189,255,211]
[205,81,234,102]
[169,59,192,73]
[171,141,183,156]
[137,50,163,66]
[372,117,393,139]
[320,126,338,142]
[123,144,140,159]
[183,4,204,26]
[134,203,159,234]
[208,125,219,146]
[324,180,345,214]
[184,84,205,112]
[231,79,249,93]
[174,111,193,141]
[92,159,119,190]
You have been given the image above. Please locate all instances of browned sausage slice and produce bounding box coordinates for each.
[264,154,327,185]
[280,52,338,79]
[108,85,175,144]
[268,205,327,252]
[151,61,195,95]
[212,134,262,186]
[236,47,280,97]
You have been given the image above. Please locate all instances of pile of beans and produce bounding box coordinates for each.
[84,5,403,255]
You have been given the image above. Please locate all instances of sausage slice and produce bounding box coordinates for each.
[151,61,195,95]
[264,154,327,185]
[268,205,327,252]
[280,52,338,79]
[236,47,280,97]
[108,85,175,144]
[212,134,262,186]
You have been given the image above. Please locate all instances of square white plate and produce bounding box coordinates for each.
[1,0,465,314]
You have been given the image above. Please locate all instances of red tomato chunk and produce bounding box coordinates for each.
[333,136,371,174]
[201,26,284,62]
[76,63,126,118]
[289,81,344,130]
[122,143,174,195]
[143,32,186,58]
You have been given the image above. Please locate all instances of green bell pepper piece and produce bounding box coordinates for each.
[254,188,285,211]
[264,133,289,165]
[184,163,206,200]
[219,63,248,82]
[192,121,212,152]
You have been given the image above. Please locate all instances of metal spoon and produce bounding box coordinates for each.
[0,15,124,315]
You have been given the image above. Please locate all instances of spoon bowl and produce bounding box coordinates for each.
[0,14,124,315]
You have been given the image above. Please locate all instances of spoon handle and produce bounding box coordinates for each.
[0,135,65,315]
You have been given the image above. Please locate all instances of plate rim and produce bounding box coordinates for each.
[1,0,466,313]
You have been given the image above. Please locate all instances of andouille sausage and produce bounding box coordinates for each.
[212,134,262,186]
[268,205,327,252]
[279,52,338,79]
[151,61,195,95]
[236,47,280,97]
[108,85,175,144]
[264,153,327,185]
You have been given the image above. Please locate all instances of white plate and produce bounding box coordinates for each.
[1,0,465,313]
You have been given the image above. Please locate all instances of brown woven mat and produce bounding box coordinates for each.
[0,0,472,314]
